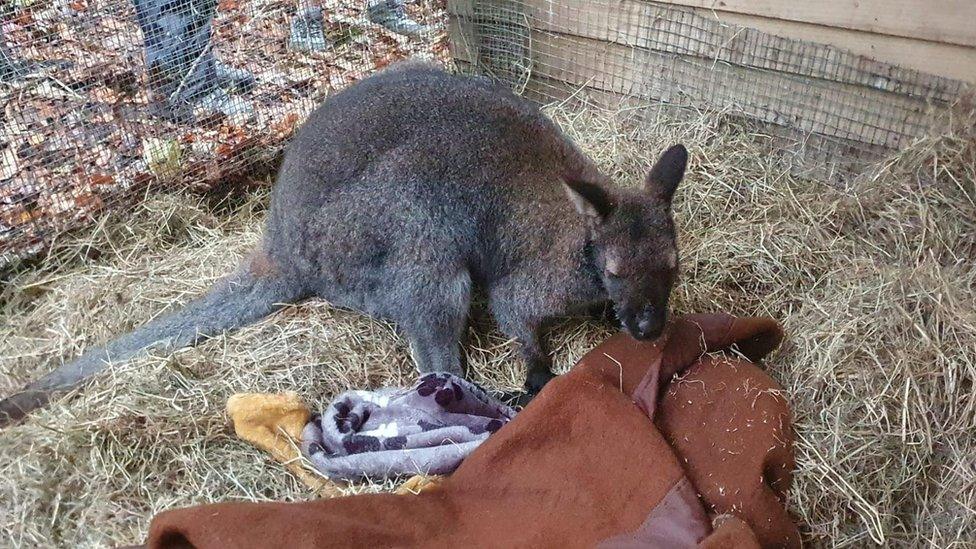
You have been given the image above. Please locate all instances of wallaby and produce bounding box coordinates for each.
[0,62,687,425]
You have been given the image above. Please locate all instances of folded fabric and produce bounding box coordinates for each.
[142,313,801,548]
[226,391,444,496]
[301,372,516,480]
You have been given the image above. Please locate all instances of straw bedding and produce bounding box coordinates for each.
[1,98,974,547]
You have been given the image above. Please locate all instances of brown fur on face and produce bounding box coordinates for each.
[564,145,687,339]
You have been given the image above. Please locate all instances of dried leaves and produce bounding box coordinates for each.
[1,0,449,265]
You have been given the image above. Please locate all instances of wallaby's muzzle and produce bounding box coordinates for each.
[621,305,667,341]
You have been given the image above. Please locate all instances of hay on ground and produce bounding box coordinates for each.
[1,98,974,547]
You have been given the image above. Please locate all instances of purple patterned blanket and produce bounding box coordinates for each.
[301,373,517,481]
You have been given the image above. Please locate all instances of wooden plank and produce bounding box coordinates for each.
[445,1,942,179]
[693,8,976,83]
[522,73,890,185]
[527,0,970,95]
[658,0,976,48]
[447,15,478,64]
[526,30,933,149]
[447,0,475,18]
[447,0,478,64]
[448,1,536,91]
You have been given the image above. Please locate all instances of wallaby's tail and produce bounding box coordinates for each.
[0,249,306,426]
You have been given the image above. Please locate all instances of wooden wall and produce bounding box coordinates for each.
[448,0,971,179]
[667,0,976,84]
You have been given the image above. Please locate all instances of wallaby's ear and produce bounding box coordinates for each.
[645,144,688,202]
[563,177,614,222]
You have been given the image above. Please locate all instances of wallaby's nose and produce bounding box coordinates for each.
[634,308,665,340]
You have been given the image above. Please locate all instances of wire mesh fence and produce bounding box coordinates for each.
[0,0,449,268]
[448,0,967,183]
[3,0,969,268]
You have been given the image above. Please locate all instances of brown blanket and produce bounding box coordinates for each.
[141,313,800,548]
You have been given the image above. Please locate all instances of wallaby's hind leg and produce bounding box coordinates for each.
[395,270,471,376]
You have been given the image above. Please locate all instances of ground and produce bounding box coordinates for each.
[1,102,974,547]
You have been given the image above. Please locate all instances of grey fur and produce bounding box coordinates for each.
[0,62,686,424]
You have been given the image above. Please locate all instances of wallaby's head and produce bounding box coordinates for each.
[564,144,688,340]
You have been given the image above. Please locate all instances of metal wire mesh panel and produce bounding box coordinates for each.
[0,0,448,267]
[448,0,966,181]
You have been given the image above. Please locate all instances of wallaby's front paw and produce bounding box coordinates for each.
[524,369,556,395]
[494,390,532,410]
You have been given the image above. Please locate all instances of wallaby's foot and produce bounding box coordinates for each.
[406,332,465,376]
[494,389,522,406]
[524,367,555,395]
[0,389,50,428]
[494,388,534,410]
[491,364,555,410]
[492,367,555,410]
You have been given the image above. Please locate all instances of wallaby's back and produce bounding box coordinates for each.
[266,63,601,288]
[2,63,687,424]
